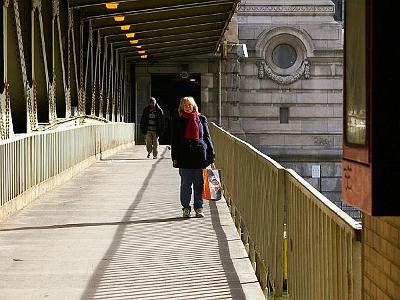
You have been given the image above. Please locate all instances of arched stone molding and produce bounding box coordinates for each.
[255,26,314,58]
[255,26,314,85]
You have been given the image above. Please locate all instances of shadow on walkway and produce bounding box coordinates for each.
[0,146,262,300]
[81,148,248,299]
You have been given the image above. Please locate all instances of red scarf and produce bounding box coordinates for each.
[182,112,199,140]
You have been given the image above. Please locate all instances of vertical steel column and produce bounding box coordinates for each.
[99,35,107,119]
[84,20,93,116]
[110,44,115,122]
[32,0,51,124]
[114,49,119,122]
[68,8,79,117]
[120,59,125,122]
[11,0,32,133]
[92,29,100,116]
[218,54,222,126]
[0,1,12,139]
[78,19,84,116]
[53,0,67,118]
[106,40,112,121]
[51,0,57,119]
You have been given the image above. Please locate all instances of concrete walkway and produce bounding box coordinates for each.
[0,145,264,300]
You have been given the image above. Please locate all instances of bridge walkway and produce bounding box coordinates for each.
[0,145,264,300]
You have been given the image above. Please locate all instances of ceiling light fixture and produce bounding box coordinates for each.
[105,2,119,9]
[140,55,148,58]
[114,16,125,22]
[129,39,139,44]
[136,46,142,49]
[138,50,146,55]
[125,33,135,38]
[121,25,130,30]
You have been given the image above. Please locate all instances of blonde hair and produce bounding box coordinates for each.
[178,96,200,116]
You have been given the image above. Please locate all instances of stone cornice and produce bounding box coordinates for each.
[238,5,334,16]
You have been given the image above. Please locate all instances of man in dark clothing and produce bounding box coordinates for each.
[140,97,164,159]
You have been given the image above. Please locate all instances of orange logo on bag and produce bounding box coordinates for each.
[211,178,220,193]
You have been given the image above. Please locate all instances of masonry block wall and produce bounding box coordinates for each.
[231,0,349,210]
[132,2,350,215]
[363,215,400,299]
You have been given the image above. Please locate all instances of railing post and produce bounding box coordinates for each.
[273,168,285,298]
[353,232,362,300]
[255,252,268,295]
[249,238,256,270]
[242,225,250,254]
[234,209,241,234]
[230,201,236,219]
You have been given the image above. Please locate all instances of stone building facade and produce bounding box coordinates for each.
[232,0,347,209]
[135,0,350,212]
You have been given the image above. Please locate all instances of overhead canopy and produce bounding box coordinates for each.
[69,0,239,62]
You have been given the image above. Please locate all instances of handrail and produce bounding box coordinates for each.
[286,169,361,300]
[0,123,135,220]
[209,123,285,296]
[209,122,362,299]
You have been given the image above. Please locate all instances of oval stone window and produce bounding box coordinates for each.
[272,44,297,69]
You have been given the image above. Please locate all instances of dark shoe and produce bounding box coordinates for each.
[153,156,157,159]
[195,208,204,218]
[147,153,150,158]
[182,208,191,218]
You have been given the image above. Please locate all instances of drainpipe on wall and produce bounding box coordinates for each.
[218,54,222,126]
[135,80,138,142]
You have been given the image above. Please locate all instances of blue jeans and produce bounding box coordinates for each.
[179,168,203,210]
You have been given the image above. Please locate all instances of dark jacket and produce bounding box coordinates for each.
[140,104,164,136]
[171,115,215,169]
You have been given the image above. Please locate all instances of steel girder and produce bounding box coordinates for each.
[0,0,239,138]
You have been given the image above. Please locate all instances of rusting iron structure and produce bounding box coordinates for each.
[0,0,239,140]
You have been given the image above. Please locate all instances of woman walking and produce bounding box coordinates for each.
[171,96,215,218]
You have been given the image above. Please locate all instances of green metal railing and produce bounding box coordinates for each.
[210,123,362,299]
[0,123,134,219]
[286,170,361,300]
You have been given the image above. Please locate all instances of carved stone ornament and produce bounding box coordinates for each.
[4,0,10,8]
[257,59,310,85]
[238,5,334,16]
